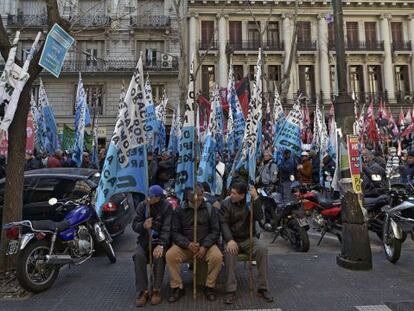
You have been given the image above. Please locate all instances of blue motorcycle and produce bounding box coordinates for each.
[3,193,116,293]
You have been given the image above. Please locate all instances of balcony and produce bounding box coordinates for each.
[130,15,170,29]
[396,91,414,104]
[346,41,384,51]
[296,40,317,51]
[59,59,178,73]
[7,14,47,28]
[199,40,218,51]
[71,15,111,28]
[226,40,284,52]
[353,91,388,104]
[392,41,412,52]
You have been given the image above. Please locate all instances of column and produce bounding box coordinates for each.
[380,14,396,103]
[408,15,414,91]
[318,14,331,104]
[282,13,295,102]
[218,14,228,88]
[188,13,198,63]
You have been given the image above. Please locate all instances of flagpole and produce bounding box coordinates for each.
[192,56,198,300]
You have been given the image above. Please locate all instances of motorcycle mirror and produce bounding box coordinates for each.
[289,175,295,182]
[94,172,101,178]
[371,174,382,182]
[48,198,58,206]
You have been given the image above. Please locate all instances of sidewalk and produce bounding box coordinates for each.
[1,245,414,311]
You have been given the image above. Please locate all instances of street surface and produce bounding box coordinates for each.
[1,224,414,311]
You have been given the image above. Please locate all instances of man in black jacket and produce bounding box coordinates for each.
[219,181,274,304]
[166,184,222,303]
[132,185,172,307]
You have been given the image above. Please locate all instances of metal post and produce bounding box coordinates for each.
[332,0,372,270]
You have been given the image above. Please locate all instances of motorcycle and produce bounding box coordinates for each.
[3,193,116,293]
[382,183,414,263]
[295,187,342,245]
[259,187,310,252]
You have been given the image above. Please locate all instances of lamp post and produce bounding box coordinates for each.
[332,0,372,270]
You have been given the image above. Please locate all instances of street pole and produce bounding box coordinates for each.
[332,0,372,270]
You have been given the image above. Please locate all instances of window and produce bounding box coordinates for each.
[233,65,244,81]
[145,48,157,67]
[330,65,337,95]
[349,65,365,95]
[394,65,410,93]
[30,178,69,203]
[137,41,164,66]
[229,21,242,44]
[249,65,256,81]
[151,85,165,104]
[365,22,377,48]
[297,21,311,44]
[391,22,403,43]
[368,65,383,93]
[328,23,335,48]
[248,21,260,43]
[73,84,104,116]
[267,22,280,47]
[298,65,315,97]
[201,65,215,99]
[0,177,37,205]
[268,65,281,82]
[201,21,215,48]
[346,22,359,47]
[86,48,98,67]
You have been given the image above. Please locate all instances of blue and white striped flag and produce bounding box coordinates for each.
[96,54,149,215]
[73,73,87,166]
[175,54,196,200]
[144,76,157,153]
[155,90,167,154]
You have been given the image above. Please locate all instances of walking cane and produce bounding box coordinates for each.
[146,202,154,296]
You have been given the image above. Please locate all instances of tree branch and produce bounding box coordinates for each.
[0,15,11,62]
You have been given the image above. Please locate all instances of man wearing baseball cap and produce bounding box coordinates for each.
[132,185,173,307]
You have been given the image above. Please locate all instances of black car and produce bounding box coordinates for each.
[0,168,132,237]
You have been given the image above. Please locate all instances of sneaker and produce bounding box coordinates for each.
[223,291,236,304]
[168,287,185,303]
[257,289,274,302]
[136,291,148,307]
[151,290,162,305]
[204,286,216,301]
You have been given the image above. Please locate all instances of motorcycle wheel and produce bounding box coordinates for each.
[16,240,59,293]
[383,220,402,264]
[289,219,310,252]
[100,240,116,263]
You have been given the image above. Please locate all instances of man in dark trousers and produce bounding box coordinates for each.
[132,185,172,307]
[166,184,222,302]
[219,181,274,305]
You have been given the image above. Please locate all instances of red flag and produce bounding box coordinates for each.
[367,117,379,144]
[399,107,405,127]
[235,77,250,118]
[197,94,211,129]
[0,112,35,156]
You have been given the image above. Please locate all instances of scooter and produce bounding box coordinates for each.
[3,192,116,293]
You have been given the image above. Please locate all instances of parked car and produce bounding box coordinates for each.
[0,168,132,238]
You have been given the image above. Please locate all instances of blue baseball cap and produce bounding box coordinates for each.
[149,185,165,198]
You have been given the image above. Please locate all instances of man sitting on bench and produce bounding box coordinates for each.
[166,184,223,302]
[219,181,274,304]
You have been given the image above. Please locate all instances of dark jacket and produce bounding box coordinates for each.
[400,164,414,183]
[362,161,386,197]
[219,196,264,243]
[279,156,297,182]
[132,199,173,248]
[171,201,220,249]
[24,158,43,171]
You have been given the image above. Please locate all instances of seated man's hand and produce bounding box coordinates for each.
[226,240,238,255]
[188,242,200,254]
[196,246,207,259]
[153,245,164,259]
[143,218,152,230]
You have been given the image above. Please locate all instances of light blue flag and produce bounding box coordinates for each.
[167,109,179,156]
[175,56,195,200]
[274,99,302,157]
[213,86,224,156]
[96,55,148,215]
[155,92,167,154]
[73,73,87,166]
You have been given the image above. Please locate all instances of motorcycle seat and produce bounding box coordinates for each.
[31,219,71,232]
[363,195,389,211]
[315,192,341,209]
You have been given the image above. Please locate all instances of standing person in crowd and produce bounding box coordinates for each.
[278,149,297,201]
[297,151,313,185]
[98,148,106,170]
[385,147,400,177]
[0,155,6,179]
[62,150,77,167]
[362,150,386,196]
[219,182,273,305]
[132,185,172,307]
[24,151,43,171]
[309,150,320,184]
[321,154,336,191]
[215,153,227,199]
[147,151,158,186]
[400,150,414,183]
[255,149,278,193]
[47,149,63,168]
[156,151,176,188]
[166,184,222,303]
[81,152,98,169]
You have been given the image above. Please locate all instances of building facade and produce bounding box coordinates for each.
[0,0,180,146]
[188,0,414,108]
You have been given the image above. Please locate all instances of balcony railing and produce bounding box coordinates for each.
[60,59,178,73]
[296,40,317,51]
[199,40,218,51]
[226,40,284,51]
[7,14,47,27]
[130,15,170,28]
[392,41,412,52]
[71,15,111,27]
[396,91,414,104]
[346,41,384,51]
[354,91,388,104]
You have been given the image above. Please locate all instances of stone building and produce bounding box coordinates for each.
[0,0,180,146]
[188,0,414,109]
